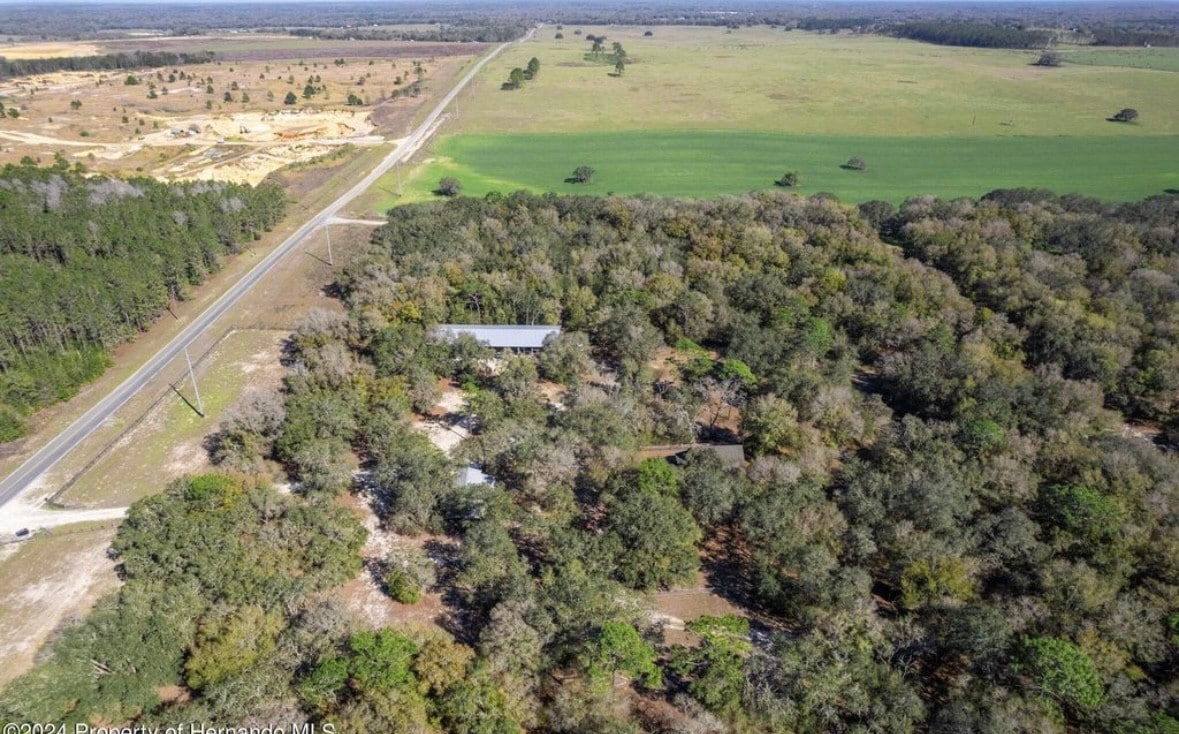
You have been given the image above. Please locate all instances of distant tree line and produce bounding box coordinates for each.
[0,164,286,441]
[288,24,526,44]
[0,1,1175,50]
[0,50,213,81]
[891,21,1052,49]
[797,16,879,32]
[1089,27,1179,47]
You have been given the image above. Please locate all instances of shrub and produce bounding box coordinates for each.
[382,546,436,604]
[775,171,799,187]
[570,165,595,183]
[436,177,462,197]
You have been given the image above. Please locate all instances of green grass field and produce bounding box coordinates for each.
[366,27,1178,210]
[1062,47,1179,73]
[384,132,1178,206]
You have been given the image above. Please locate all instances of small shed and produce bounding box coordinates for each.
[457,465,494,487]
[436,324,561,351]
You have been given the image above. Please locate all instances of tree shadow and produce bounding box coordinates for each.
[697,525,785,638]
[424,538,482,643]
[278,335,300,367]
[303,251,332,268]
[365,556,388,594]
[354,474,393,528]
[696,424,742,444]
[1165,189,1179,195]
[839,164,865,171]
[200,431,222,464]
[321,280,345,300]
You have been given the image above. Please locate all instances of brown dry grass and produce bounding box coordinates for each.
[0,41,102,59]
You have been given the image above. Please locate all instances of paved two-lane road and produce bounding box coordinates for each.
[0,31,530,513]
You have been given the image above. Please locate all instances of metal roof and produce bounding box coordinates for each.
[457,465,494,487]
[436,324,561,350]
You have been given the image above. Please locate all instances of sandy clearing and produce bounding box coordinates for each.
[164,440,207,476]
[413,418,469,455]
[136,110,382,185]
[0,526,119,686]
[0,80,386,183]
[0,129,95,147]
[335,490,450,631]
[0,103,385,186]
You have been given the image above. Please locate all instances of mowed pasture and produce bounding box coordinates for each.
[377,27,1178,207]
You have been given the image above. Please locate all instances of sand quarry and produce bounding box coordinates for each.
[153,109,381,185]
[0,40,470,184]
[0,106,383,185]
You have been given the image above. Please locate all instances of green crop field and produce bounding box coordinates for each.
[381,132,1179,207]
[367,27,1178,210]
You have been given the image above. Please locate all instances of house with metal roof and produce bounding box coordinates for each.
[435,324,561,351]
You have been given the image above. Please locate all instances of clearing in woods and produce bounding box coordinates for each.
[369,27,1179,208]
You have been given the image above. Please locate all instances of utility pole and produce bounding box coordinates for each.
[184,345,205,417]
[325,222,334,266]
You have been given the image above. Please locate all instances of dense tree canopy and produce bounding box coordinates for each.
[0,475,364,725]
[892,20,1052,48]
[6,188,1179,732]
[0,164,285,440]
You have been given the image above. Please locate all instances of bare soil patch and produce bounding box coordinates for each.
[0,523,120,685]
[334,489,451,633]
